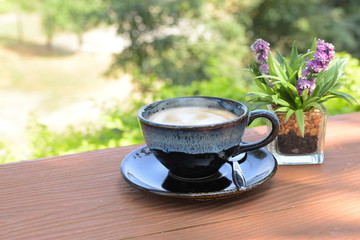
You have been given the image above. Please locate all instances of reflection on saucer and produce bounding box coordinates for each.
[162,173,232,193]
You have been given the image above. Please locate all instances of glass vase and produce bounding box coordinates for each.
[267,106,327,165]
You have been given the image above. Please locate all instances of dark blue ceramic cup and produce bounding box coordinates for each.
[138,96,279,180]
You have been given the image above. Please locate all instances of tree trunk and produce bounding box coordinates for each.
[46,36,53,50]
[77,34,84,51]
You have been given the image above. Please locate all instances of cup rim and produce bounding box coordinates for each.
[138,96,248,129]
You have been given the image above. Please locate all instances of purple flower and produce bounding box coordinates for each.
[301,68,311,77]
[259,63,269,74]
[314,51,332,64]
[316,40,335,55]
[296,78,316,95]
[298,39,336,95]
[306,59,326,74]
[257,54,268,64]
[314,39,335,64]
[251,39,270,64]
[251,39,270,53]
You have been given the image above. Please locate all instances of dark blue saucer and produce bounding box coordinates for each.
[121,146,277,200]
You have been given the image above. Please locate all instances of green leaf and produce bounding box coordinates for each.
[290,51,315,70]
[285,109,295,123]
[248,101,274,110]
[267,53,277,77]
[304,102,324,113]
[295,109,305,137]
[317,61,344,97]
[275,107,289,112]
[284,61,296,84]
[268,54,287,82]
[315,60,342,88]
[304,96,320,104]
[301,88,309,103]
[331,82,345,91]
[318,95,337,103]
[285,84,301,100]
[294,96,302,107]
[289,71,299,86]
[276,50,285,64]
[310,38,317,52]
[271,94,279,105]
[277,98,291,106]
[254,73,270,85]
[255,75,284,82]
[330,91,358,104]
[243,93,257,98]
[289,41,299,66]
[311,85,321,97]
[255,80,274,95]
[249,91,271,97]
[275,87,296,108]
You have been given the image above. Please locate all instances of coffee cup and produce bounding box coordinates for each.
[138,96,279,180]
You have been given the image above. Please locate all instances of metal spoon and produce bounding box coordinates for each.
[228,152,247,190]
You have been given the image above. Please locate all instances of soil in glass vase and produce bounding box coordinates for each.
[268,106,327,165]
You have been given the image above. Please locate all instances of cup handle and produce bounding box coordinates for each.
[232,109,279,156]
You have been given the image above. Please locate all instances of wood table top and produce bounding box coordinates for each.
[1,112,360,240]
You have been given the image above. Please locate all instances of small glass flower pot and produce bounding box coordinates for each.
[267,106,327,165]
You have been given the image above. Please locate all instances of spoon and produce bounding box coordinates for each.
[228,152,247,190]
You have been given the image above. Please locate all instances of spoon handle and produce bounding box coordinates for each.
[232,161,247,190]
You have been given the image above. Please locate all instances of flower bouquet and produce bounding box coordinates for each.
[248,38,356,164]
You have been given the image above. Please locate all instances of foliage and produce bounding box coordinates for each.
[105,0,202,83]
[248,38,357,135]
[22,73,249,160]
[59,0,108,47]
[21,52,359,160]
[36,0,68,48]
[0,51,357,162]
[1,0,360,163]
[325,52,360,115]
[5,0,109,49]
[11,0,36,11]
[0,1,14,13]
[25,110,142,159]
[0,140,19,164]
[2,0,37,42]
[106,0,248,86]
[249,0,360,58]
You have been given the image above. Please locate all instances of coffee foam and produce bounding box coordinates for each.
[149,107,237,126]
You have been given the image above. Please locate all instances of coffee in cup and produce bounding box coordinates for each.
[148,106,238,126]
[138,96,279,180]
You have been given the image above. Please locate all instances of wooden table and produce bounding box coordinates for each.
[1,112,360,240]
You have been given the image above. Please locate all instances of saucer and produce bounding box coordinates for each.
[121,146,277,200]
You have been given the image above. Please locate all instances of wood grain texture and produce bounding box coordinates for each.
[0,112,360,240]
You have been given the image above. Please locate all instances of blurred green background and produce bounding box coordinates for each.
[0,0,359,163]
